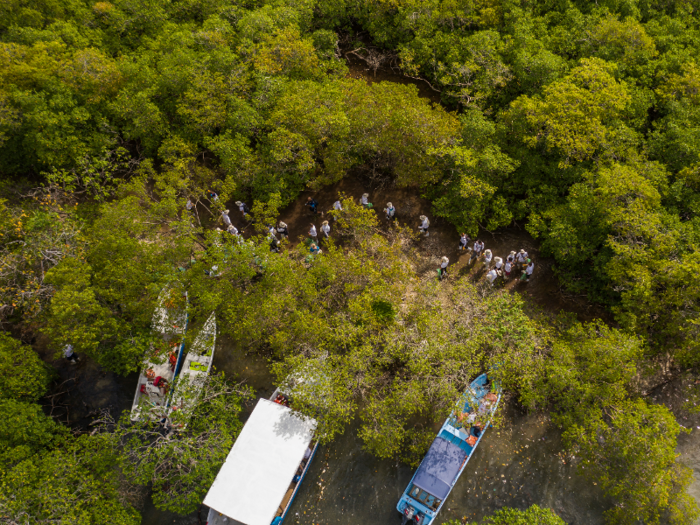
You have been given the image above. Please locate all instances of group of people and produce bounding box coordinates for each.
[193,193,536,284]
[438,237,535,285]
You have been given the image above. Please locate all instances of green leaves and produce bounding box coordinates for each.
[0,332,52,402]
[509,58,630,166]
[566,400,698,525]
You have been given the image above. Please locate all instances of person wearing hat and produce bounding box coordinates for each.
[235,201,249,218]
[277,221,289,239]
[360,193,369,208]
[384,202,396,221]
[227,224,239,237]
[483,249,493,268]
[320,220,331,239]
[522,260,535,282]
[486,268,499,286]
[516,249,528,265]
[418,215,430,236]
[305,196,319,214]
[439,256,449,280]
[186,198,195,213]
[494,256,503,271]
[222,209,232,227]
[309,223,318,245]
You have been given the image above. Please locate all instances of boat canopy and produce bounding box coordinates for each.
[412,437,468,500]
[203,398,317,525]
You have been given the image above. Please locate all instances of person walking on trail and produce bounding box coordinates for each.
[466,244,475,264]
[483,249,493,268]
[186,198,195,213]
[309,223,318,245]
[320,220,331,239]
[208,190,219,202]
[486,268,499,286]
[277,221,289,239]
[494,256,503,271]
[473,240,484,260]
[504,258,513,279]
[418,215,430,236]
[222,209,232,228]
[439,256,449,280]
[227,224,240,237]
[459,233,469,251]
[270,238,280,253]
[306,197,319,214]
[360,193,371,208]
[235,201,249,219]
[63,344,80,364]
[332,200,343,221]
[516,249,529,265]
[521,260,535,282]
[384,202,396,221]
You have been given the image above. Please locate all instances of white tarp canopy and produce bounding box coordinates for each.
[204,398,316,525]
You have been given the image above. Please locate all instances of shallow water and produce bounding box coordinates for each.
[279,403,608,525]
[138,333,611,525]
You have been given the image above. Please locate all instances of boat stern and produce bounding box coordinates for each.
[396,495,435,525]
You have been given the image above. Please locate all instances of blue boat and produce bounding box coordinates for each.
[396,373,502,525]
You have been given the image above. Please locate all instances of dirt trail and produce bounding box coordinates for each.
[235,176,607,323]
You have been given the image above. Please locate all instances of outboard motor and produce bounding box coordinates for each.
[401,504,416,525]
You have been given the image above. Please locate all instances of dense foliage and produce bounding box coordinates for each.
[444,504,567,524]
[2,0,700,523]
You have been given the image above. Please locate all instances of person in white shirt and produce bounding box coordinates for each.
[320,220,331,239]
[360,193,369,207]
[332,200,343,221]
[418,215,430,236]
[384,202,396,221]
[522,260,535,282]
[63,344,80,364]
[222,210,232,227]
[227,224,239,236]
[494,256,503,270]
[483,249,493,268]
[309,223,318,244]
[504,259,513,278]
[473,240,484,258]
[459,233,469,251]
[439,256,449,280]
[486,268,498,285]
[235,201,249,218]
[516,249,528,265]
[186,198,195,212]
[277,221,288,238]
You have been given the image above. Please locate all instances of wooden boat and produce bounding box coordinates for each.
[396,373,502,525]
[130,284,188,422]
[166,312,216,430]
[204,390,318,525]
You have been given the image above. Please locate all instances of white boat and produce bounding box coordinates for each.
[131,284,188,422]
[204,397,318,525]
[166,312,216,430]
